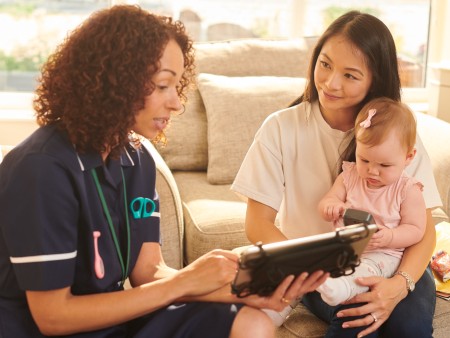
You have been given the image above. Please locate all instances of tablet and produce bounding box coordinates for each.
[231,218,377,297]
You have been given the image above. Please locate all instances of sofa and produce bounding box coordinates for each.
[1,38,450,337]
[149,39,450,337]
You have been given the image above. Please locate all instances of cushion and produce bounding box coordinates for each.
[196,73,307,184]
[156,90,208,171]
[416,112,450,217]
[156,38,310,172]
[278,303,327,337]
[194,38,310,77]
[432,221,450,296]
[173,171,251,264]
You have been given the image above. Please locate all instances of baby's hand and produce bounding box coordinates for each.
[367,228,393,249]
[321,203,345,222]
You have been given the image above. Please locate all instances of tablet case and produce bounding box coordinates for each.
[231,210,377,297]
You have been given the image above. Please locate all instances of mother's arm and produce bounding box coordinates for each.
[245,198,287,244]
[395,209,436,284]
[336,209,435,337]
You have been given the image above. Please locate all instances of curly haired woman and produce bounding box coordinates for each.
[0,5,327,338]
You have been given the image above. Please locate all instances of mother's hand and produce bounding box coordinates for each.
[336,275,408,337]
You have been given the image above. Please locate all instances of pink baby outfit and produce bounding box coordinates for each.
[339,161,424,258]
[317,161,425,306]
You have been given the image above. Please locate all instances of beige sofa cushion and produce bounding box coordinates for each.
[173,171,251,263]
[416,112,450,217]
[159,90,208,171]
[197,73,307,184]
[193,38,310,77]
[157,38,309,172]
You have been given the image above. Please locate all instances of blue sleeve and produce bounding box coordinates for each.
[2,153,78,291]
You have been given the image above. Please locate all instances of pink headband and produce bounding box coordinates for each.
[359,109,377,128]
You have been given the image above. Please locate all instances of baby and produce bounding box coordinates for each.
[317,97,426,306]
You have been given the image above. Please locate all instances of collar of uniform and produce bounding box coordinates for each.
[76,146,135,172]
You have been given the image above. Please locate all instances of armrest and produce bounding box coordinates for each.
[141,139,184,269]
[0,144,14,163]
[416,112,450,219]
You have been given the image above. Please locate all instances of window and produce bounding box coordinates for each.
[0,0,111,92]
[162,0,431,89]
[0,0,438,104]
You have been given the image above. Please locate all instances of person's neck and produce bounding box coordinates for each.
[101,147,111,162]
[319,104,356,132]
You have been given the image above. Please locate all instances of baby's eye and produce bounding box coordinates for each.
[157,85,168,90]
[380,164,391,168]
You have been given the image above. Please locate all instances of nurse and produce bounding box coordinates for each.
[0,5,328,338]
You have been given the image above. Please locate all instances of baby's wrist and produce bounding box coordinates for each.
[386,229,394,246]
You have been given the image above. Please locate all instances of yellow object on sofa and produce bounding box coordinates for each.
[433,221,450,295]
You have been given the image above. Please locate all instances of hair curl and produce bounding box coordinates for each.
[33,5,195,158]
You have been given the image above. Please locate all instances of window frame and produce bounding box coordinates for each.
[0,0,446,117]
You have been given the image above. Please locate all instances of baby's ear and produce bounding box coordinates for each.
[405,148,417,165]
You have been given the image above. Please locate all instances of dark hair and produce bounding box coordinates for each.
[33,5,195,157]
[289,10,401,167]
[291,10,400,106]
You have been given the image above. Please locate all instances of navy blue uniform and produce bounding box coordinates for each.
[0,125,241,337]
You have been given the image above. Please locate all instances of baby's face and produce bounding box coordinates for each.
[355,132,415,189]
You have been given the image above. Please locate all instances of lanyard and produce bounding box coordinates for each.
[91,167,130,286]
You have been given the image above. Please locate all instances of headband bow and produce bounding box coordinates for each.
[359,109,377,128]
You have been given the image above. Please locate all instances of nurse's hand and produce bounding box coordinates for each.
[241,271,329,311]
[335,275,407,337]
[174,249,239,297]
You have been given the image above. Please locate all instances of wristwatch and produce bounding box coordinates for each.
[396,270,415,292]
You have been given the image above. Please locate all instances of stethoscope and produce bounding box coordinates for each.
[91,168,130,286]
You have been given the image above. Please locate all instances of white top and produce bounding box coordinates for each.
[231,101,442,239]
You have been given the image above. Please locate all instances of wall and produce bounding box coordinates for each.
[1,0,449,146]
[0,112,38,146]
[0,92,37,145]
[429,0,450,64]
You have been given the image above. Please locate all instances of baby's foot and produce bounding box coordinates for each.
[317,278,351,306]
[262,299,299,327]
